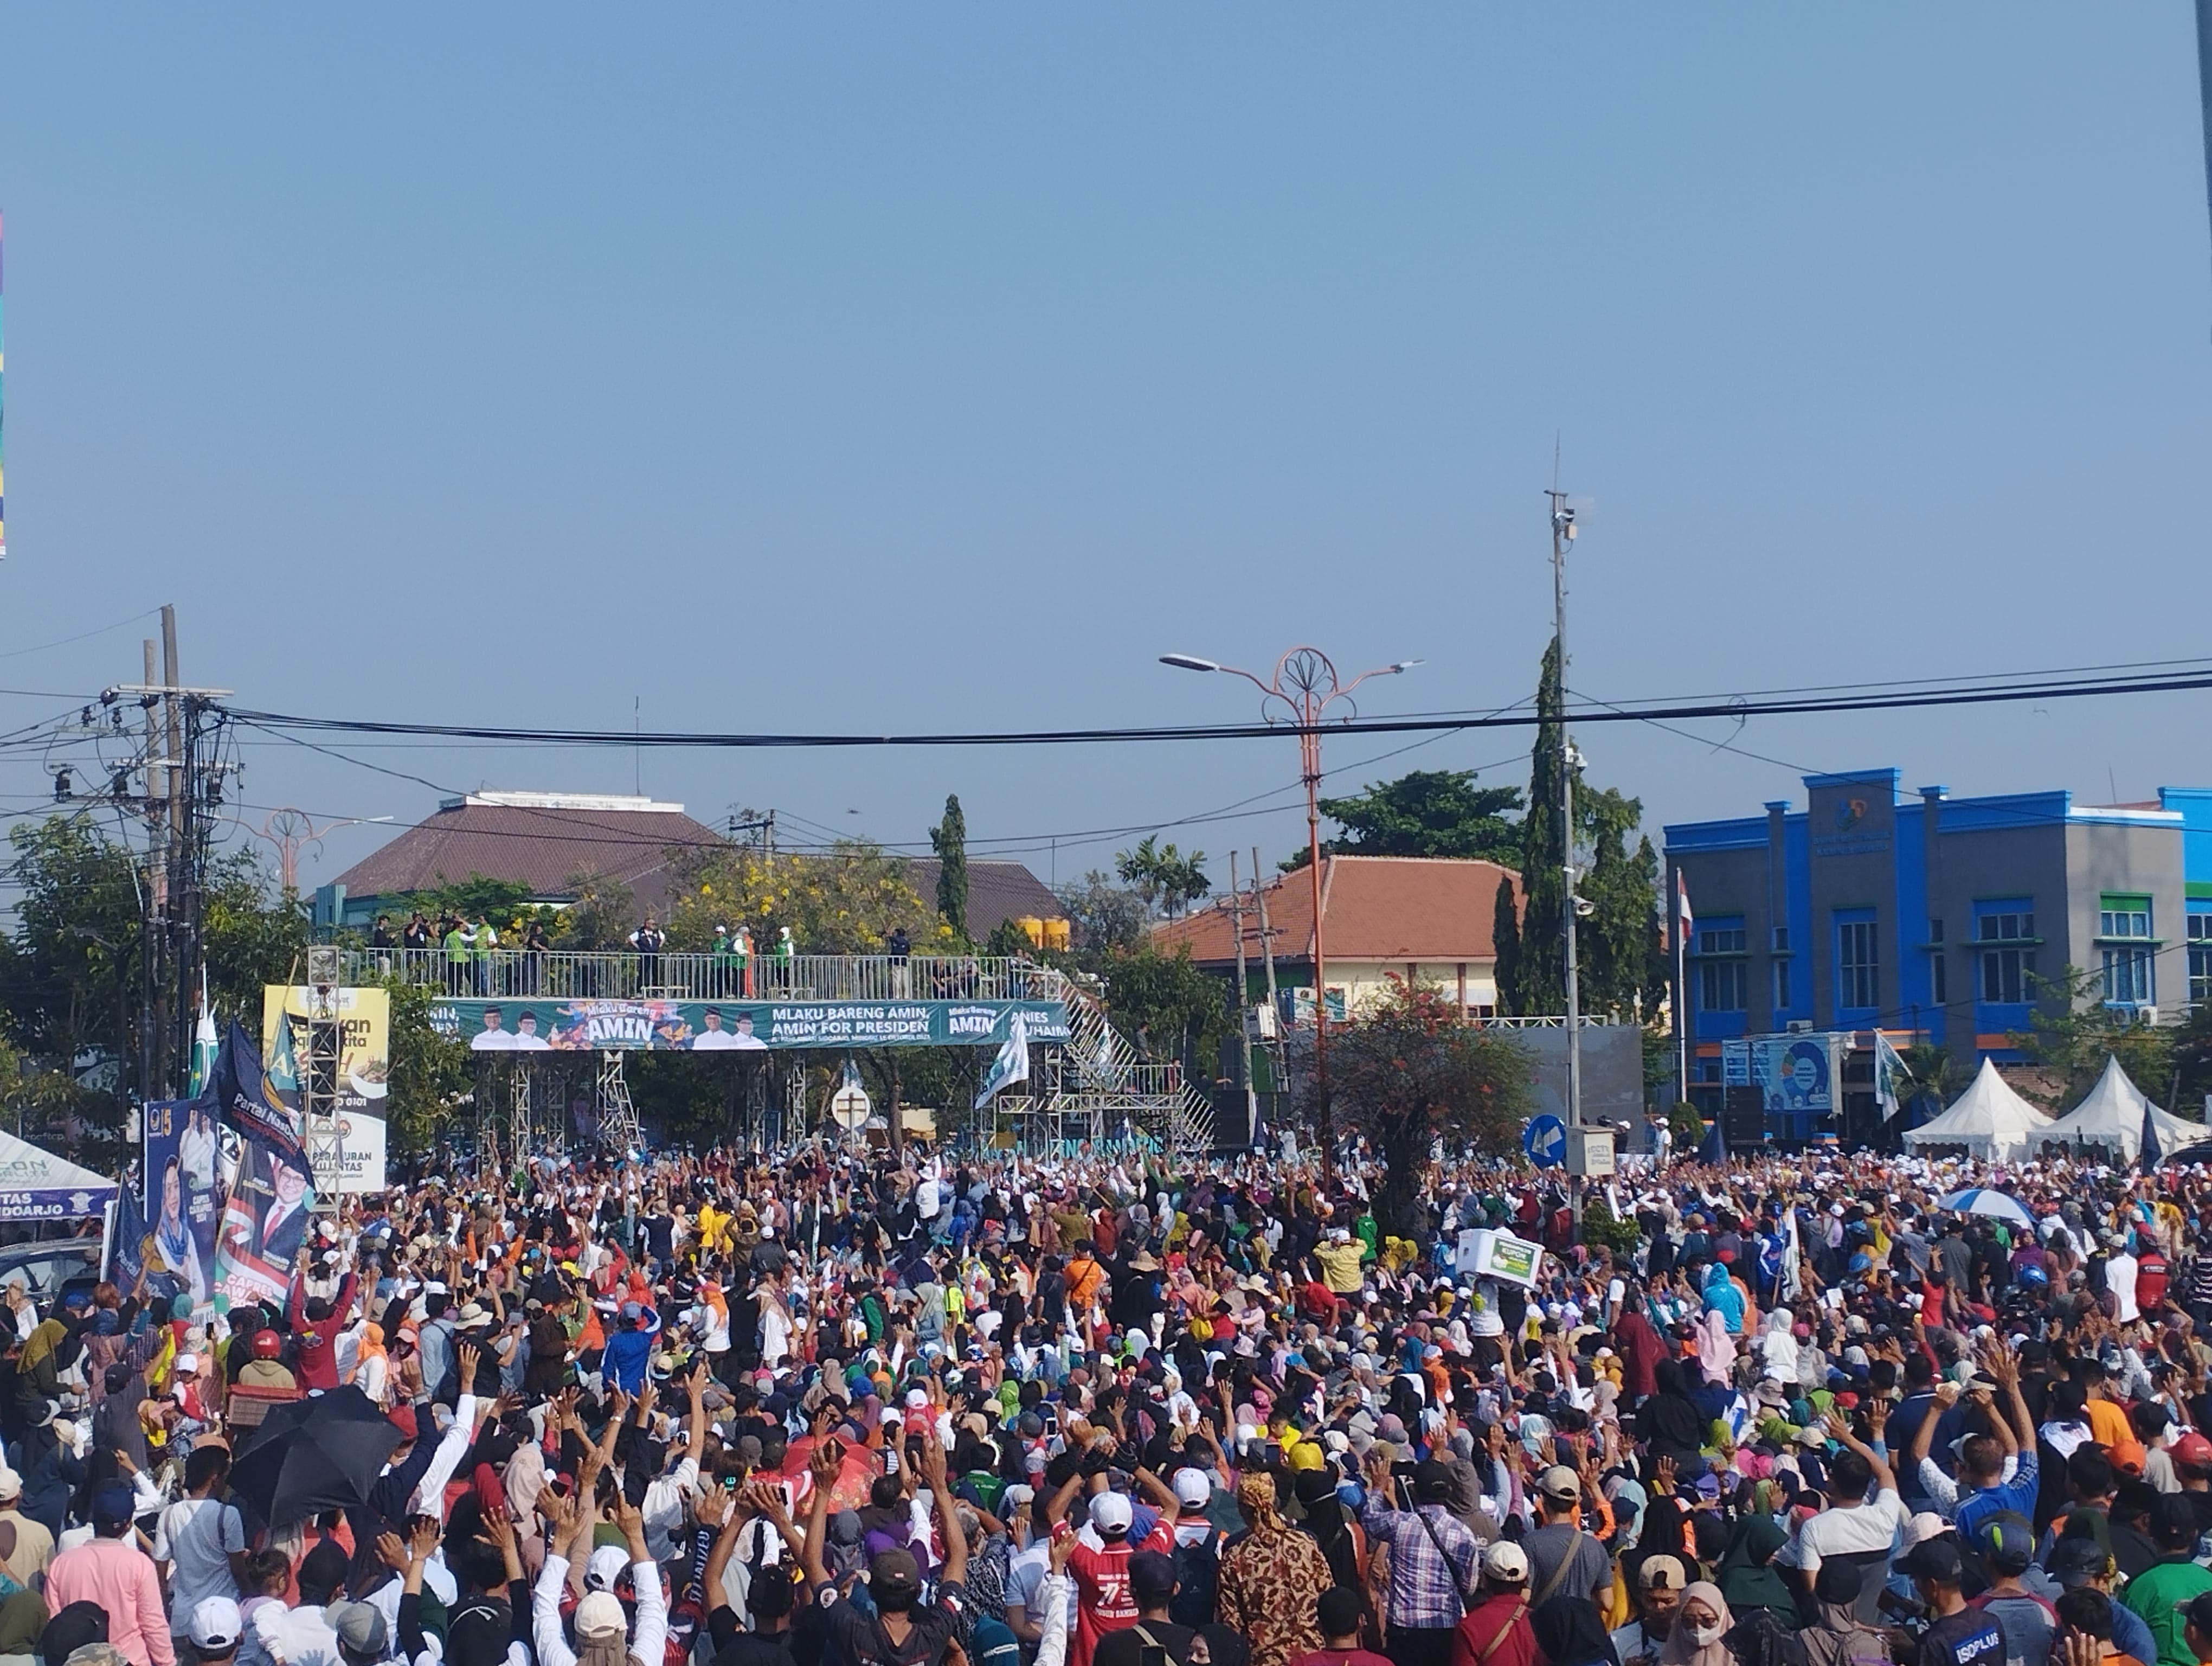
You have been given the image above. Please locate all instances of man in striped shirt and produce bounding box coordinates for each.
[1359,1451,1479,1666]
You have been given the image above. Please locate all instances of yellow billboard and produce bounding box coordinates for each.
[260,984,390,1194]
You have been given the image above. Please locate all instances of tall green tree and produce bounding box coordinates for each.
[1292,768,1521,864]
[1100,941,1229,1065]
[1510,639,1575,1015]
[1115,836,1210,919]
[1499,639,1661,1021]
[1490,875,1521,1017]
[931,795,970,943]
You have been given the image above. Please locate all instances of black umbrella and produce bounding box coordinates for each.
[229,1386,405,1529]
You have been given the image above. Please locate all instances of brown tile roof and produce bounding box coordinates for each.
[332,799,726,921]
[901,858,1066,940]
[335,806,1065,938]
[1151,855,1521,965]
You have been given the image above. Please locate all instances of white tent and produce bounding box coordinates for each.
[0,1126,117,1221]
[2040,1054,2200,1160]
[1904,1058,2053,1163]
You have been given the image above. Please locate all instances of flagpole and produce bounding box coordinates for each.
[1672,869,1691,1112]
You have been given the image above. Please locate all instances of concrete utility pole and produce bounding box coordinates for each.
[1252,846,1284,1112]
[1227,851,1256,1137]
[1547,491,1582,1137]
[1160,646,1420,1179]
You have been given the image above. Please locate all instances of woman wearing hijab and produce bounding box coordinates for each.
[1712,1516,1796,1623]
[1655,1585,1732,1666]
[1641,1363,1708,1483]
[349,1321,390,1407]
[1531,1596,1620,1666]
[1293,1468,1368,1617]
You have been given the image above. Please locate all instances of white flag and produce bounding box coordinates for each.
[974,1012,1032,1109]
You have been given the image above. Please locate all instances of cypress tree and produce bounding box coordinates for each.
[1515,638,1576,1015]
[1491,873,1521,1016]
[931,794,970,943]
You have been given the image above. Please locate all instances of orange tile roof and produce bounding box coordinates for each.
[1152,855,1521,965]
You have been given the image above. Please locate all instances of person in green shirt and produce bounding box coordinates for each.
[442,921,472,995]
[472,915,499,995]
[710,926,738,998]
[2121,1494,2212,1666]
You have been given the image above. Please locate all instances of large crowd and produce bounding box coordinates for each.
[10,1138,2212,1666]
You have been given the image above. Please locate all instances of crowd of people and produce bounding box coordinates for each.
[8,1138,2212,1666]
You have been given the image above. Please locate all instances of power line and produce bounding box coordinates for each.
[224,659,2212,752]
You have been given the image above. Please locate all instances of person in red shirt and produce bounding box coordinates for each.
[1049,1473,1175,1666]
[286,1257,359,1393]
[1292,1587,1393,1666]
[1450,1541,1536,1666]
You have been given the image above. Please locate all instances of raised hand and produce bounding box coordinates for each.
[376,1532,411,1572]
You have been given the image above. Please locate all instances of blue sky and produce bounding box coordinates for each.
[1,8,2208,895]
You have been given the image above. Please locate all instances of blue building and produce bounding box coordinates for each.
[1664,771,2212,1089]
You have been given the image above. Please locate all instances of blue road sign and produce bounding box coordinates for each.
[1523,1113,1567,1167]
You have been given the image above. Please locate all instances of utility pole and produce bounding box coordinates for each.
[1251,846,1284,1120]
[1226,851,1256,1139]
[1547,490,1582,1142]
[140,637,167,1107]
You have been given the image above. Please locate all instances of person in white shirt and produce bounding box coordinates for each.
[2106,1236,2141,1323]
[1779,1408,1911,1618]
[156,1447,248,1646]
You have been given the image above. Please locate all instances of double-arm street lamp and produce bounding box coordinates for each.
[1160,647,1420,1175]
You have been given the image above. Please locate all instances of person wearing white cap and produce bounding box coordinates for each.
[187,1597,243,1665]
[1456,1541,1537,1666]
[533,1476,667,1666]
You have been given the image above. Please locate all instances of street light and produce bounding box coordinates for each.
[245,809,395,894]
[1160,646,1419,1176]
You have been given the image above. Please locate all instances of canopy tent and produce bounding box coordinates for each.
[1902,1058,2053,1163]
[0,1127,118,1221]
[2040,1054,2200,1160]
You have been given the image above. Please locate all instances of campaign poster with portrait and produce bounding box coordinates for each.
[261,984,390,1195]
[211,1131,317,1310]
[140,1098,224,1315]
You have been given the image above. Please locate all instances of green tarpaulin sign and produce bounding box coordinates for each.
[431,997,1071,1052]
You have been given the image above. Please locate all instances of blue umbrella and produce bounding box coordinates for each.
[1937,1187,2034,1229]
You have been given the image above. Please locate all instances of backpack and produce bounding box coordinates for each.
[1726,1607,1810,1666]
[1167,1530,1222,1628]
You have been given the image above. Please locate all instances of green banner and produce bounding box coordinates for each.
[430,996,1071,1051]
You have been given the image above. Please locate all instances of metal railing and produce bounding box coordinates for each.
[335,947,1061,1003]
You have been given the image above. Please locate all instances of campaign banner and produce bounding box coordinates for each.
[139,1098,223,1313]
[429,997,1072,1051]
[211,1128,317,1312]
[262,985,390,1195]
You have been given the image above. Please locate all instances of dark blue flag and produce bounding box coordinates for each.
[2141,1098,2164,1174]
[106,1174,146,1289]
[1698,1114,1726,1165]
[203,1019,304,1162]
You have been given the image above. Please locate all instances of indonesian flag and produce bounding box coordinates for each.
[1676,872,1695,953]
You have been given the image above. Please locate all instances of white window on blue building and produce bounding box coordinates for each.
[2189,913,2212,1008]
[1975,901,2036,1006]
[2099,894,2155,1008]
[1696,917,1747,1013]
[1836,913,1879,1012]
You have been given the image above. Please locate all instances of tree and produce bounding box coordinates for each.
[557,869,636,950]
[668,842,947,956]
[1510,639,1574,1016]
[387,875,538,925]
[2011,965,2174,1112]
[1056,873,1150,966]
[379,976,470,1156]
[1490,876,1521,1018]
[931,796,970,943]
[1099,941,1230,1065]
[1115,836,1210,919]
[1294,768,1522,864]
[1499,638,1661,1021]
[1306,979,1534,1238]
